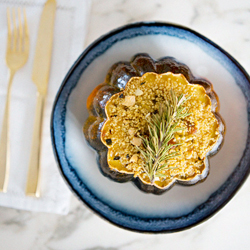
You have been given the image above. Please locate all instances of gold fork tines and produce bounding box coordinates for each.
[0,8,29,192]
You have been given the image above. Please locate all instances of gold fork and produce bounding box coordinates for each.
[0,8,29,192]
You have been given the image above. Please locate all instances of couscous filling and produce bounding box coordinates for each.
[101,72,219,188]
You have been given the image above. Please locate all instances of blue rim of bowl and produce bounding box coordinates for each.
[51,21,250,233]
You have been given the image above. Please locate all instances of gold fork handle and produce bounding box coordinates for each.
[25,92,45,197]
[0,70,15,192]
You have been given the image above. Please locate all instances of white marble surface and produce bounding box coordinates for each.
[1,0,250,249]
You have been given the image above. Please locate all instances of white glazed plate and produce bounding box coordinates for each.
[51,22,250,233]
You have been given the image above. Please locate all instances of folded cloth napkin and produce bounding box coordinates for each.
[0,0,91,214]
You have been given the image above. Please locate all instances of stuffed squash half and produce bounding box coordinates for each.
[84,53,225,194]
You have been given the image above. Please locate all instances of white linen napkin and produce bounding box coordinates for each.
[0,0,91,214]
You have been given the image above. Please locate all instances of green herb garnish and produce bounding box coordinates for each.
[137,89,191,183]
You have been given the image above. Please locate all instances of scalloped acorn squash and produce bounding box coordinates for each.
[83,54,225,194]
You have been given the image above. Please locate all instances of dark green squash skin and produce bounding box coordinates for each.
[83,53,224,194]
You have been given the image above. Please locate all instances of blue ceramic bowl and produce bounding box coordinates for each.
[51,22,250,233]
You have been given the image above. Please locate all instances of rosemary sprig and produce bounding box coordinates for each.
[137,89,191,183]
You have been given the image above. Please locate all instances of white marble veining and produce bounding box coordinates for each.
[1,0,250,249]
